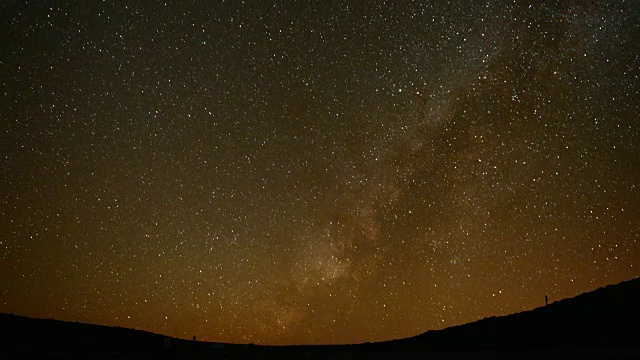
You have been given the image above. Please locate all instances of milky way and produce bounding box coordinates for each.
[3,1,639,345]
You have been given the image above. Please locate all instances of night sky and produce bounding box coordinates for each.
[3,1,639,345]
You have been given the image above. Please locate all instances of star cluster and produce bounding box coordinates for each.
[3,1,639,345]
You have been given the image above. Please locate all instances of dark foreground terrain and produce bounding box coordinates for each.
[2,278,639,359]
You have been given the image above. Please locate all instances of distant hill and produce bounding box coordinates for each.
[0,314,180,358]
[370,277,640,358]
[2,277,639,359]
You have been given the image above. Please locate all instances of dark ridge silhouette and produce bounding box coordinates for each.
[2,277,639,359]
[374,277,640,358]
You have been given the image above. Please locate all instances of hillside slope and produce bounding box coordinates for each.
[1,277,638,359]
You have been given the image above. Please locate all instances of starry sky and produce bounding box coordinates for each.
[3,1,639,345]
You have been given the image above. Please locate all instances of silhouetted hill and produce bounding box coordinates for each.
[0,314,180,359]
[2,277,639,359]
[369,277,640,358]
